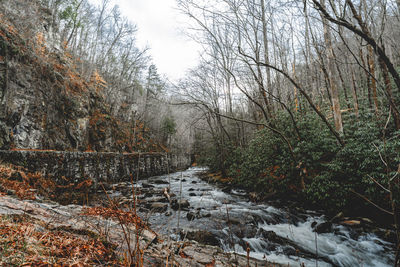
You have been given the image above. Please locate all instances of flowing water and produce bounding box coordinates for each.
[135,167,394,267]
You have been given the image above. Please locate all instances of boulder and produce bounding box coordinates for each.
[182,230,220,246]
[314,221,332,234]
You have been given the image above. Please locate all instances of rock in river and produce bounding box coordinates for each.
[150,202,168,212]
[182,230,220,246]
[171,199,190,210]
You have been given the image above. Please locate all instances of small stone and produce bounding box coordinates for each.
[165,210,172,216]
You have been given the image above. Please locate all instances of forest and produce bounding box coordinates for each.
[0,0,399,266]
[174,0,400,264]
[177,0,400,236]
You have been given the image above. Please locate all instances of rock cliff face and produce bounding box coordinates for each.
[0,44,88,150]
[0,1,163,153]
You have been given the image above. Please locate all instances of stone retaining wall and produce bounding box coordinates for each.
[0,150,192,186]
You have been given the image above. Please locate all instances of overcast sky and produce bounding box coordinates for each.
[89,0,201,81]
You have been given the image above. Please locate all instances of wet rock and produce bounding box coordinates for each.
[227,214,254,225]
[152,179,168,185]
[221,187,231,193]
[144,191,156,198]
[165,210,172,216]
[191,181,198,184]
[182,230,220,246]
[188,188,195,191]
[314,221,332,234]
[189,193,196,197]
[311,221,318,228]
[142,183,154,188]
[259,229,283,244]
[282,245,297,256]
[138,207,149,212]
[150,202,168,212]
[171,199,190,210]
[230,224,257,238]
[200,212,211,218]
[187,211,197,221]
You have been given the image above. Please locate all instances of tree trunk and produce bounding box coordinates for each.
[378,56,400,130]
[321,0,343,134]
[260,0,273,114]
[359,47,373,109]
[367,45,379,115]
[350,66,360,118]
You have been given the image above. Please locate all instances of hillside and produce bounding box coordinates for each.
[0,0,168,153]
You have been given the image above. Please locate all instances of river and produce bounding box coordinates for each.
[112,167,395,267]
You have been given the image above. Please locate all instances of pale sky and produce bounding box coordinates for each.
[89,0,201,81]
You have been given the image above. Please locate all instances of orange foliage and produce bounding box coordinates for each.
[0,164,96,204]
[0,164,54,200]
[81,206,151,232]
[0,215,118,265]
[35,32,46,55]
[90,70,107,93]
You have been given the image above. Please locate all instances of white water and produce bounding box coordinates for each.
[141,167,395,267]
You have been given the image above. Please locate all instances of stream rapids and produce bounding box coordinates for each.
[106,167,395,267]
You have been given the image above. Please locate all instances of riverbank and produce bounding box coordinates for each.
[0,195,280,266]
[118,167,395,266]
[0,163,280,266]
[199,171,397,245]
[0,163,395,266]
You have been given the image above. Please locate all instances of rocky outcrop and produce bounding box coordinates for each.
[0,3,167,153]
[0,150,191,185]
